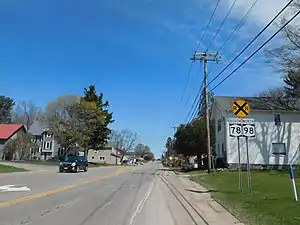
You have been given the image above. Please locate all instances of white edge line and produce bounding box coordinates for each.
[129,178,155,225]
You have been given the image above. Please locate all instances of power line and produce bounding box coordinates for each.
[185,80,204,123]
[217,0,259,53]
[200,0,258,81]
[180,61,194,103]
[195,0,221,52]
[188,94,205,124]
[207,0,294,89]
[206,0,238,51]
[210,9,300,92]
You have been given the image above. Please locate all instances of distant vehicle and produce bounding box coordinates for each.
[182,163,194,170]
[59,156,88,173]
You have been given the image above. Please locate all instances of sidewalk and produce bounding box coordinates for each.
[166,170,244,225]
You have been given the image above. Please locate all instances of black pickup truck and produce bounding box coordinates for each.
[59,156,88,173]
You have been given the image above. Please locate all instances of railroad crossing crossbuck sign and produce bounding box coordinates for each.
[232,99,250,118]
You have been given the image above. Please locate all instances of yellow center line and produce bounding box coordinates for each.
[0,166,136,207]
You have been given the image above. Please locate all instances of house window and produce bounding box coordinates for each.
[38,147,42,152]
[92,156,95,159]
[272,143,286,156]
[46,133,52,138]
[274,114,281,126]
[44,141,52,150]
[217,119,222,132]
[99,156,105,160]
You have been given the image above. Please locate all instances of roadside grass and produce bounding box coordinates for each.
[191,170,300,225]
[16,160,58,166]
[0,164,27,173]
[15,161,117,167]
[88,162,112,167]
[186,169,207,175]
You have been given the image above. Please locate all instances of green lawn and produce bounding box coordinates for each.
[0,164,27,173]
[191,170,300,225]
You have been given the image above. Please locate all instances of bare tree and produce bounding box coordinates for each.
[3,132,37,160]
[256,87,285,98]
[265,1,300,72]
[134,143,151,158]
[256,87,296,110]
[44,94,106,156]
[110,129,139,163]
[13,101,42,131]
[44,95,81,152]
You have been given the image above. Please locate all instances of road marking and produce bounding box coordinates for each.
[129,178,155,225]
[0,185,31,192]
[0,166,134,207]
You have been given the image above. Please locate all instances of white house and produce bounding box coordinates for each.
[211,96,300,168]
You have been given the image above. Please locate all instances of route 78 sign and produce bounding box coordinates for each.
[228,118,256,138]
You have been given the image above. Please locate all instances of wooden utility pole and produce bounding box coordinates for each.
[191,52,220,173]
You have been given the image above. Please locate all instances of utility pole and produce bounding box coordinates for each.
[191,52,220,173]
[167,126,177,166]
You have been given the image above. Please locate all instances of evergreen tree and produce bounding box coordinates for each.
[0,96,15,123]
[284,70,300,98]
[83,85,114,149]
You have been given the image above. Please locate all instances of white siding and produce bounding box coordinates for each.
[212,104,227,159]
[225,111,300,166]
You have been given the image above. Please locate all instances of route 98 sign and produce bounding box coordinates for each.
[229,118,256,138]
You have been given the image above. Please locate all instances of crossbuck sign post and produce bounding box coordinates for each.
[230,99,255,192]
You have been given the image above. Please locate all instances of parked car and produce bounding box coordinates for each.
[59,156,88,173]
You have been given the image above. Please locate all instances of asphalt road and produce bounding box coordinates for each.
[0,162,206,225]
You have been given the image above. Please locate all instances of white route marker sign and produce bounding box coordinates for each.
[0,185,31,192]
[228,118,256,138]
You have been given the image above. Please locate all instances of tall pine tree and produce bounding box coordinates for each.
[284,70,300,98]
[0,96,15,123]
[83,85,114,149]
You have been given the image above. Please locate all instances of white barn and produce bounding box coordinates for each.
[211,96,300,168]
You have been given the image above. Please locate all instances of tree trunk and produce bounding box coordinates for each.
[120,154,124,164]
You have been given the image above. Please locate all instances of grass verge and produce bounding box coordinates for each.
[15,161,116,167]
[191,170,300,225]
[0,164,27,173]
[88,162,112,167]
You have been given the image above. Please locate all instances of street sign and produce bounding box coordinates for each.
[228,118,256,137]
[243,124,255,137]
[229,123,242,137]
[228,117,255,193]
[232,99,250,118]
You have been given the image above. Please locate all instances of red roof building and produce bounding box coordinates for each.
[0,124,26,140]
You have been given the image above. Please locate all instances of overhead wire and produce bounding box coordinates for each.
[185,78,204,123]
[180,62,195,104]
[182,0,221,123]
[206,0,238,51]
[217,0,259,53]
[200,0,259,82]
[207,0,294,89]
[195,0,221,52]
[210,9,300,92]
[188,95,205,124]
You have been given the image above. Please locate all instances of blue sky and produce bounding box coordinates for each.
[0,0,290,157]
